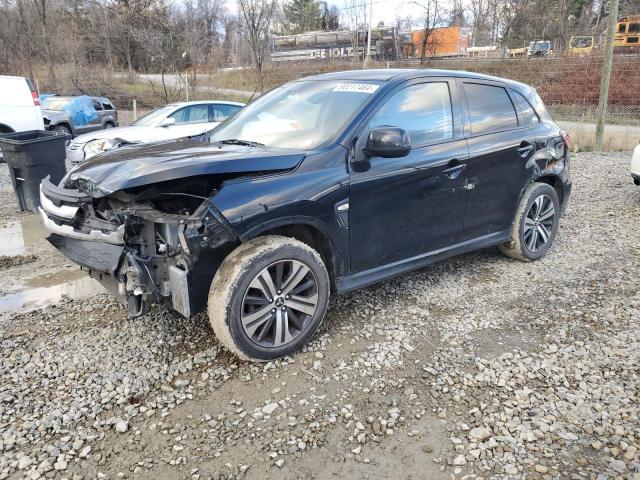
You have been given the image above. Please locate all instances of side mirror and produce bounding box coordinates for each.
[158,117,176,128]
[364,126,411,158]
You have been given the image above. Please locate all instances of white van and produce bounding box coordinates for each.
[0,76,45,134]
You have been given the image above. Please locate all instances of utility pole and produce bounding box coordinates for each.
[363,0,372,68]
[182,51,189,102]
[595,0,619,152]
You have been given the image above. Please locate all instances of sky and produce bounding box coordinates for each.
[335,0,429,29]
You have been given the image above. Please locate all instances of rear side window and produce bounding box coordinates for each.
[512,91,539,125]
[101,101,114,110]
[211,104,242,122]
[368,82,454,145]
[463,83,518,135]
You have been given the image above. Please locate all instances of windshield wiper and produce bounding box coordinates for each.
[213,138,265,147]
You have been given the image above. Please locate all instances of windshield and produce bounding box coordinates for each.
[42,97,74,111]
[133,105,175,127]
[209,80,382,149]
[530,41,550,50]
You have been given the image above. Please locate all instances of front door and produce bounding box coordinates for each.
[349,80,469,273]
[167,104,218,139]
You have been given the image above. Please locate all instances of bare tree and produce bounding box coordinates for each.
[394,14,416,60]
[468,0,488,47]
[237,0,277,94]
[34,0,57,88]
[412,0,445,63]
[342,0,367,62]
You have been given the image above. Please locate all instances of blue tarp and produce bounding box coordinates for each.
[40,94,98,127]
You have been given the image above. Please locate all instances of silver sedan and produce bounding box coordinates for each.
[66,100,244,168]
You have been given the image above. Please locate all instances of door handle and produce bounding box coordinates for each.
[443,160,466,179]
[517,142,535,158]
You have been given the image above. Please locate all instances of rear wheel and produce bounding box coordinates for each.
[499,182,560,261]
[208,235,330,361]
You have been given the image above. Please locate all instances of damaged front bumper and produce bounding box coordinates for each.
[39,176,237,318]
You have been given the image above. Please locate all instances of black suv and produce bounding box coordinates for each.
[40,69,571,361]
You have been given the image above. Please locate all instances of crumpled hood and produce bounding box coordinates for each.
[66,138,306,195]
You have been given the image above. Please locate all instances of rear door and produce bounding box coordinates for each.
[100,99,117,126]
[349,79,469,273]
[89,99,104,131]
[460,80,539,240]
[210,104,242,125]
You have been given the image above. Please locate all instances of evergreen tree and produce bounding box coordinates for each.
[284,0,323,33]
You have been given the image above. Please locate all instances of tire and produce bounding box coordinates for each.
[104,122,115,129]
[499,182,560,262]
[208,235,330,361]
[52,125,71,136]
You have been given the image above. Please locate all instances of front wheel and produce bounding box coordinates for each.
[499,182,560,261]
[208,235,330,361]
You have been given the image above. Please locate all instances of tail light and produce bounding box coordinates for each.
[114,110,118,122]
[25,79,40,106]
[561,130,571,148]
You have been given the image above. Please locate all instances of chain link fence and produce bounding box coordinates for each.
[547,104,640,126]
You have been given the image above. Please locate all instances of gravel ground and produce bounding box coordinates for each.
[1,152,639,480]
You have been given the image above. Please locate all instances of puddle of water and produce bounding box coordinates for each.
[25,268,87,288]
[0,216,46,257]
[0,216,105,322]
[0,269,104,318]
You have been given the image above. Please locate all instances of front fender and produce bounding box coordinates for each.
[211,148,351,279]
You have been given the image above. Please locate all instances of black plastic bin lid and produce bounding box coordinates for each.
[0,130,68,145]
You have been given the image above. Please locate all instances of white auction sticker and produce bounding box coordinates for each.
[333,83,380,94]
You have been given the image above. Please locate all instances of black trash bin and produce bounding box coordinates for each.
[0,130,70,212]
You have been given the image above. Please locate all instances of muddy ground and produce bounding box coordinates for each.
[1,152,639,480]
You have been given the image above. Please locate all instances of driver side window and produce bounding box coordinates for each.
[368,82,454,146]
[169,105,210,125]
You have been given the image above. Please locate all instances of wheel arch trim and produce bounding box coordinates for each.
[239,215,345,280]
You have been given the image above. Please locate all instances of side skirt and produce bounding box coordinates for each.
[336,230,511,293]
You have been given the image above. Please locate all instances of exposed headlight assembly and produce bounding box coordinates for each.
[84,138,120,159]
[76,178,112,198]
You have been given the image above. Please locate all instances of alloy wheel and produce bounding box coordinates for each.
[241,259,319,348]
[524,194,555,252]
